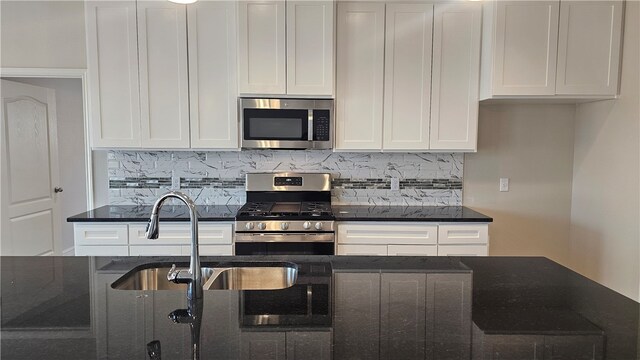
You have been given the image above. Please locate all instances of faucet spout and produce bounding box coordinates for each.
[147,191,202,303]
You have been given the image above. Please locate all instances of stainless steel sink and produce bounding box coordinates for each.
[111,263,298,291]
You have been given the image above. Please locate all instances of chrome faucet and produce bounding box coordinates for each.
[146,191,203,305]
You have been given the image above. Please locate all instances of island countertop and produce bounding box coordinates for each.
[67,205,492,223]
[0,255,636,359]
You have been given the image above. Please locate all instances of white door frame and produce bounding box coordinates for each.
[0,68,94,210]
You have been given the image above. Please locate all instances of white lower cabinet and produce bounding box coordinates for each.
[337,222,489,256]
[337,244,389,256]
[73,222,233,256]
[387,244,437,256]
[75,245,129,256]
[437,244,488,257]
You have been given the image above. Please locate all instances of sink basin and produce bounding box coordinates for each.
[111,263,298,291]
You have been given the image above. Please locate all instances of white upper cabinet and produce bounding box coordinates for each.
[286,1,335,96]
[137,1,190,148]
[238,1,287,95]
[335,2,385,150]
[430,2,481,151]
[238,0,334,96]
[85,1,141,148]
[482,1,560,98]
[556,1,623,96]
[480,0,624,99]
[382,4,433,151]
[188,2,239,149]
[336,1,482,152]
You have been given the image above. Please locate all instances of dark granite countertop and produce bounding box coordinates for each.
[68,205,492,223]
[1,255,637,359]
[67,205,241,222]
[332,205,493,222]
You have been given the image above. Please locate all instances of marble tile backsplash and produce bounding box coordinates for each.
[107,150,463,206]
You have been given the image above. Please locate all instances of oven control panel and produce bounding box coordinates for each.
[274,176,303,186]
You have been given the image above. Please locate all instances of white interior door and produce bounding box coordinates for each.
[1,79,62,256]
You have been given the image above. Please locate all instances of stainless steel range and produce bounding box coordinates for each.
[234,173,335,255]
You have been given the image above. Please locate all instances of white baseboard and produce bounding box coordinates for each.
[62,246,75,256]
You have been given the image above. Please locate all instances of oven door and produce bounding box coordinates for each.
[235,233,335,255]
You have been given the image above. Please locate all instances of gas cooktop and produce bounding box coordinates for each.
[236,201,334,220]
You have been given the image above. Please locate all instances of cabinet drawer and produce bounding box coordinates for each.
[437,244,488,256]
[129,223,233,245]
[74,224,128,245]
[188,245,233,256]
[387,245,437,256]
[75,245,128,256]
[129,245,183,256]
[338,223,437,245]
[438,224,488,245]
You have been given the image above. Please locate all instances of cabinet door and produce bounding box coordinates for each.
[129,245,182,256]
[437,244,488,256]
[137,1,190,148]
[556,1,623,96]
[188,1,239,149]
[286,331,332,360]
[85,1,141,148]
[380,273,426,360]
[382,4,433,151]
[492,1,559,95]
[94,273,147,359]
[187,245,233,256]
[335,2,385,150]
[337,244,388,256]
[387,245,437,256]
[430,3,481,151]
[75,245,128,256]
[238,1,286,95]
[287,1,334,96]
[484,335,545,360]
[334,272,381,360]
[240,332,286,360]
[425,273,472,360]
[543,335,604,360]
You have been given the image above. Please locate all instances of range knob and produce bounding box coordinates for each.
[257,222,266,230]
[303,221,312,230]
[245,222,255,230]
[315,222,323,230]
[280,222,289,230]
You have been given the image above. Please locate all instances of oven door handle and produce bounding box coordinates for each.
[235,233,335,243]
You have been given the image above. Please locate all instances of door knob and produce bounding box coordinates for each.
[54,187,63,193]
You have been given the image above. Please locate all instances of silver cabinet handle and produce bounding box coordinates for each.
[54,187,63,193]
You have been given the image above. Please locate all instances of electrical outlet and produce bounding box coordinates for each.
[172,175,180,190]
[391,178,400,191]
[499,178,509,192]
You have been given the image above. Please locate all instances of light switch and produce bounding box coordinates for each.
[499,178,509,192]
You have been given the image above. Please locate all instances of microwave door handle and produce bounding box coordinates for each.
[308,110,314,141]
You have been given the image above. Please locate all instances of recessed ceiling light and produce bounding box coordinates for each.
[168,0,197,4]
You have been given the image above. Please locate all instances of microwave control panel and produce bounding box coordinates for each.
[312,110,331,141]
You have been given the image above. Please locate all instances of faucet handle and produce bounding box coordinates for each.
[167,264,192,284]
[167,264,179,282]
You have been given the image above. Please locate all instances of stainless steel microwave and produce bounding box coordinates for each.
[240,98,333,149]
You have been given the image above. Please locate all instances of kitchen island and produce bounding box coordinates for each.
[0,255,637,359]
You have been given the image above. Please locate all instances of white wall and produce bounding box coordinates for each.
[0,1,86,68]
[569,1,640,301]
[7,78,87,253]
[464,104,576,265]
